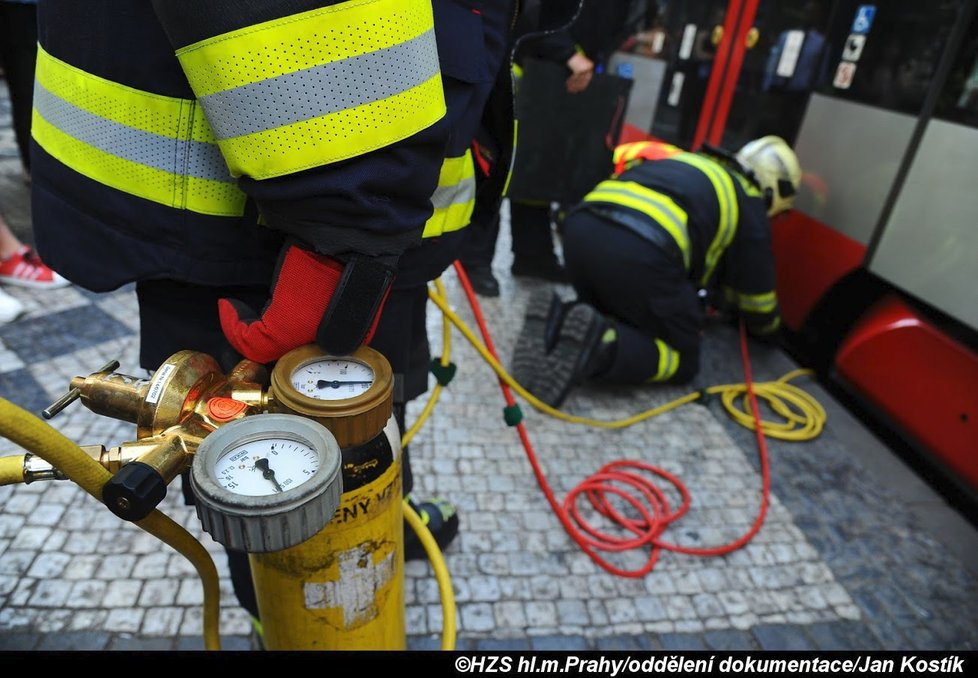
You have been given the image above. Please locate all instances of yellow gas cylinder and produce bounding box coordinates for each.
[251,345,405,650]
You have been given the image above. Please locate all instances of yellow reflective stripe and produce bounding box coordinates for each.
[757,316,782,335]
[613,142,643,165]
[176,0,445,179]
[216,76,443,179]
[177,0,433,93]
[423,151,476,238]
[672,153,739,285]
[32,112,245,216]
[584,180,690,269]
[423,202,474,239]
[502,118,519,198]
[647,339,680,382]
[35,45,213,143]
[737,290,778,314]
[32,45,244,216]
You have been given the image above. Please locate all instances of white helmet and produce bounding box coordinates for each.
[736,136,802,216]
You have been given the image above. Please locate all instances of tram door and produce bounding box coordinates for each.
[717,1,833,150]
[650,0,731,149]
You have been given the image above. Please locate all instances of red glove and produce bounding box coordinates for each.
[219,245,393,364]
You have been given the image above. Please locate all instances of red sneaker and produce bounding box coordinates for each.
[0,246,70,289]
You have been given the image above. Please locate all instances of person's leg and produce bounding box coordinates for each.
[509,201,567,282]
[136,279,268,372]
[0,1,38,174]
[369,285,459,560]
[519,210,703,406]
[458,202,502,297]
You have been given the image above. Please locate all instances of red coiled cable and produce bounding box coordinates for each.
[452,261,771,577]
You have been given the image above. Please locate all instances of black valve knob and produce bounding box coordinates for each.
[101,462,167,521]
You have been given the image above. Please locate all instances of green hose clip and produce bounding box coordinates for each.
[696,388,717,406]
[429,358,457,386]
[503,404,523,427]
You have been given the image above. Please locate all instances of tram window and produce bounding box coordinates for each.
[933,12,978,127]
[816,1,964,115]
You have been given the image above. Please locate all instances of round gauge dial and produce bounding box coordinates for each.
[190,414,342,552]
[212,436,320,497]
[290,358,375,401]
[270,344,394,448]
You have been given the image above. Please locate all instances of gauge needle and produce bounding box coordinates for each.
[316,379,372,389]
[253,458,283,493]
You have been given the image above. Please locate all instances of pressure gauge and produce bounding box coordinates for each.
[290,356,375,401]
[270,345,393,448]
[190,414,342,552]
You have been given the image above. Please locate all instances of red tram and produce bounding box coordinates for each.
[615,0,978,505]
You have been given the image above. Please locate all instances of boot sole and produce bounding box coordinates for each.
[535,304,605,408]
[510,289,555,396]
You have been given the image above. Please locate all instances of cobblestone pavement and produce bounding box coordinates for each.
[2,84,977,652]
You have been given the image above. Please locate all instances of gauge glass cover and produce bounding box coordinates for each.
[213,437,319,497]
[290,358,375,401]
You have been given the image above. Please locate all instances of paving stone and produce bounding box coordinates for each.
[4,306,131,361]
[63,554,102,580]
[805,621,882,650]
[27,578,73,607]
[104,579,144,607]
[99,611,142,639]
[0,633,40,650]
[703,628,759,650]
[10,526,51,550]
[526,600,557,627]
[658,632,708,650]
[141,607,183,636]
[494,600,527,628]
[594,634,661,650]
[109,636,177,651]
[555,599,589,626]
[476,637,531,650]
[36,631,110,651]
[530,635,589,650]
[65,579,108,608]
[68,609,109,631]
[460,602,495,632]
[26,552,71,578]
[752,623,817,650]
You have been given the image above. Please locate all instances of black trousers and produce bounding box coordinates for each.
[562,210,703,384]
[0,1,38,171]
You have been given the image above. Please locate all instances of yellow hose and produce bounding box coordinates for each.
[0,454,25,486]
[0,398,222,650]
[402,278,452,449]
[426,285,825,440]
[399,278,458,650]
[403,499,457,650]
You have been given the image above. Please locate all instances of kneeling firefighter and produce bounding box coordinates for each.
[512,136,802,408]
[30,0,512,640]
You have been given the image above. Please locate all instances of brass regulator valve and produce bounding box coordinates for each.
[42,352,269,521]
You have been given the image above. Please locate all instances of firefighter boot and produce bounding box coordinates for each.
[534,303,616,408]
[404,496,460,561]
[511,289,574,395]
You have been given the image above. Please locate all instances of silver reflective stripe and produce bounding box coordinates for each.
[33,83,234,183]
[431,174,476,210]
[589,183,689,246]
[199,28,440,140]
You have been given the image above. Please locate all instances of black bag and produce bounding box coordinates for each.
[506,58,633,204]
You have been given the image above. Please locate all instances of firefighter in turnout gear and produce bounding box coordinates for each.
[30,0,511,618]
[511,136,801,408]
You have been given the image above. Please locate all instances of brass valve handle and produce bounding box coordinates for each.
[42,360,120,419]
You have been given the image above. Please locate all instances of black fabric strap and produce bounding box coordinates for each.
[317,256,394,356]
[152,0,332,49]
[585,206,686,269]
